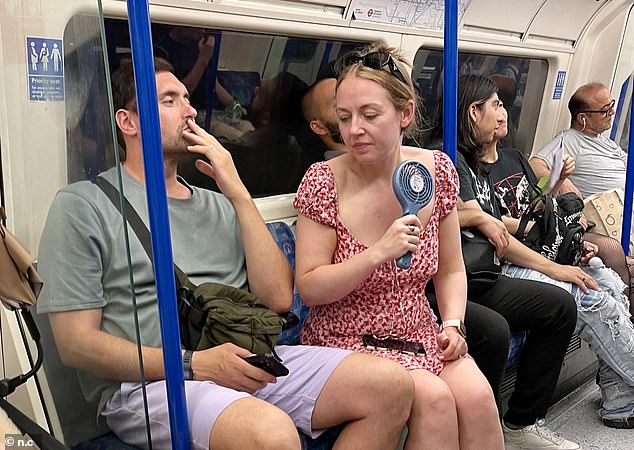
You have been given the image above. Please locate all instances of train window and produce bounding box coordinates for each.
[412,49,547,155]
[64,17,364,196]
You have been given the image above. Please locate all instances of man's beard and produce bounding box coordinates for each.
[324,121,343,144]
[162,132,190,158]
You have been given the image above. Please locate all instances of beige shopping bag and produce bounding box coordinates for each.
[0,207,42,309]
[583,189,634,253]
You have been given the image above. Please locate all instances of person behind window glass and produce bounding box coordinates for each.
[488,74,517,150]
[230,71,308,195]
[293,41,504,450]
[301,63,348,161]
[153,25,234,112]
[37,57,416,450]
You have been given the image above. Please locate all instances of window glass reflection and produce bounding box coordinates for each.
[412,50,547,155]
[65,18,365,196]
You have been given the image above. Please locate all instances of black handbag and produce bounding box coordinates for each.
[461,228,501,297]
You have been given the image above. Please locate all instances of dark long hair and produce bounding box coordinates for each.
[457,74,497,174]
[424,74,497,174]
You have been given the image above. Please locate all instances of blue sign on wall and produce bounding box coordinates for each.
[553,71,566,100]
[26,36,64,101]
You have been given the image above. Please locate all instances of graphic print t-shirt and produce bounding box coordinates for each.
[484,148,537,219]
[456,152,502,219]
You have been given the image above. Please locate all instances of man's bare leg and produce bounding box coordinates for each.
[311,353,414,450]
[210,397,301,450]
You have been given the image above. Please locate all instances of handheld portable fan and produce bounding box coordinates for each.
[392,160,434,269]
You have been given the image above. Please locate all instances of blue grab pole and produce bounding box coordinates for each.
[126,1,191,448]
[443,0,459,163]
[622,90,634,256]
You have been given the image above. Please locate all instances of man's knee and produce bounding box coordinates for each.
[210,398,301,450]
[466,303,511,356]
[250,422,301,450]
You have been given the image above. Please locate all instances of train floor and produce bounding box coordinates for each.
[545,379,632,449]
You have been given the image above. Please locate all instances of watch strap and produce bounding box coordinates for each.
[441,319,466,338]
[183,350,194,380]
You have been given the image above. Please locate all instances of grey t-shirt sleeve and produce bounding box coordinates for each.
[533,138,559,169]
[619,146,628,164]
[37,187,107,313]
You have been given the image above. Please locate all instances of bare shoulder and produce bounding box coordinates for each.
[401,146,437,168]
[325,152,354,179]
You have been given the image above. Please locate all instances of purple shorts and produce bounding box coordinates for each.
[102,345,351,450]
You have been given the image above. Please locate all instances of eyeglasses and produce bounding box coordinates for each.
[334,51,408,86]
[581,99,616,117]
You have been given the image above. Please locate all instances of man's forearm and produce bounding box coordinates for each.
[528,156,551,179]
[59,328,166,381]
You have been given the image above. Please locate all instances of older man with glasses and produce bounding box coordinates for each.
[530,83,634,429]
[529,82,624,199]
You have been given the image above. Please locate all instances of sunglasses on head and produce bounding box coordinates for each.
[334,51,408,86]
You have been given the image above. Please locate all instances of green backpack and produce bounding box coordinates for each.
[175,266,284,353]
[97,177,288,354]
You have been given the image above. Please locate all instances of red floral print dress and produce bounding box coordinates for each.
[293,150,460,373]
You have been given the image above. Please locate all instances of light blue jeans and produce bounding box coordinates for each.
[598,359,634,419]
[502,263,634,400]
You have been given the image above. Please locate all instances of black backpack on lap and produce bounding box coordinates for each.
[515,191,584,266]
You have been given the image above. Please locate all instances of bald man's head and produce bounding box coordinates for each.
[568,82,615,136]
[302,77,342,147]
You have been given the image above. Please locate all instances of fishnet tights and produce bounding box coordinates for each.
[584,232,634,316]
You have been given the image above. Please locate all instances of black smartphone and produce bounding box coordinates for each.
[362,334,426,356]
[244,353,289,377]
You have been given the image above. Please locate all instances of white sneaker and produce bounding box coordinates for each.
[503,419,582,449]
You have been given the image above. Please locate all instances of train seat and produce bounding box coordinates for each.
[32,310,138,450]
[215,70,261,110]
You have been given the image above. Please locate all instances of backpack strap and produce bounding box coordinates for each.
[95,176,153,261]
[515,194,541,240]
[95,176,189,290]
[514,181,548,240]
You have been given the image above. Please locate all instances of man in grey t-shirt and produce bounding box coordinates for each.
[36,58,414,450]
[529,82,626,199]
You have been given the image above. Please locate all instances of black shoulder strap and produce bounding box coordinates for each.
[0,397,67,450]
[515,181,547,240]
[95,176,153,262]
[515,192,542,240]
[95,176,191,291]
